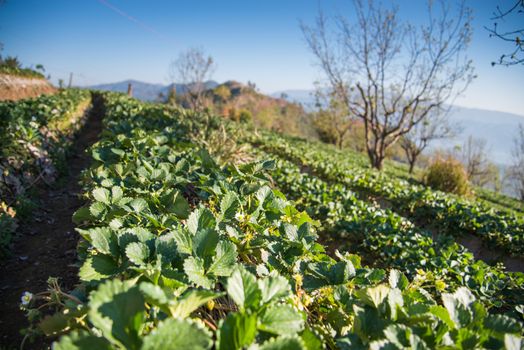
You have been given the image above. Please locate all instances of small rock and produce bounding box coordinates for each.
[19,256,28,261]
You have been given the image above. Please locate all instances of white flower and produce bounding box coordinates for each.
[21,291,33,306]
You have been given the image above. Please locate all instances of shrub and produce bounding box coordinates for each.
[238,109,252,123]
[424,155,470,196]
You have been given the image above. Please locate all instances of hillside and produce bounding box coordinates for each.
[0,91,523,348]
[205,81,315,137]
[0,73,56,101]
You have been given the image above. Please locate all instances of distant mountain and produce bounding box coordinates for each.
[273,89,524,167]
[86,79,219,102]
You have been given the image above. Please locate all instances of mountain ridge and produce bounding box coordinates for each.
[85,79,219,102]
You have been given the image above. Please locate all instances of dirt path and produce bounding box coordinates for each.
[0,93,104,349]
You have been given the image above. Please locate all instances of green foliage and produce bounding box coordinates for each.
[0,89,90,255]
[266,154,523,309]
[238,109,252,123]
[20,93,523,349]
[0,55,46,79]
[252,132,524,257]
[425,155,470,196]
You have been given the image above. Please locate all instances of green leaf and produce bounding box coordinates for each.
[226,267,261,311]
[184,256,213,289]
[155,232,179,264]
[259,305,304,335]
[217,312,257,350]
[79,255,119,282]
[142,318,213,350]
[429,305,454,329]
[139,282,169,307]
[442,287,475,328]
[304,260,355,289]
[259,335,307,350]
[198,148,217,170]
[331,260,356,284]
[89,202,107,219]
[125,242,150,266]
[111,186,123,203]
[300,328,322,350]
[280,223,298,241]
[172,191,190,219]
[93,187,111,205]
[484,314,522,334]
[297,222,316,243]
[53,330,112,350]
[352,304,388,341]
[220,192,240,221]
[208,241,238,277]
[355,284,390,309]
[129,198,148,213]
[172,228,193,255]
[193,229,219,259]
[258,271,291,304]
[88,279,145,349]
[388,269,408,291]
[187,207,216,234]
[39,312,76,336]
[72,206,92,224]
[78,227,118,256]
[170,289,222,319]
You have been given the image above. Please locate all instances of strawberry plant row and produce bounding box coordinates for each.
[0,89,91,255]
[261,152,524,310]
[251,133,524,257]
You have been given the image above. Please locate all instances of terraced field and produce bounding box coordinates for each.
[0,91,522,349]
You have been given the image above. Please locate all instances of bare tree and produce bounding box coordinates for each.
[301,0,474,170]
[509,124,524,200]
[485,0,524,66]
[456,136,500,189]
[400,112,458,173]
[312,86,354,149]
[169,48,216,111]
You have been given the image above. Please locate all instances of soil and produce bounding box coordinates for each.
[456,233,524,273]
[0,93,103,349]
[0,74,56,101]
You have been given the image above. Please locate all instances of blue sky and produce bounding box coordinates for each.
[0,0,523,116]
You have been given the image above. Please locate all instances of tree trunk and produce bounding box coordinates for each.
[372,156,384,170]
[408,160,416,174]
